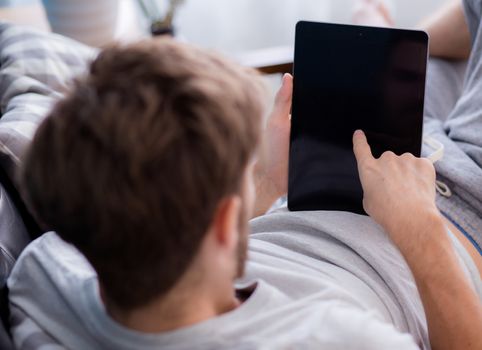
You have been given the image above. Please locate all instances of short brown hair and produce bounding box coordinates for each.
[20,39,266,310]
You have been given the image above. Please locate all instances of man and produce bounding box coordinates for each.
[7,0,482,349]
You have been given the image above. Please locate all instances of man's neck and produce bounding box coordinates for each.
[102,284,240,334]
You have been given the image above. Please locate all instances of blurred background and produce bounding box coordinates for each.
[0,0,451,109]
[0,0,449,51]
[0,0,453,112]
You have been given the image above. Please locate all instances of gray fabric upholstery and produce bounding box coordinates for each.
[0,21,96,188]
[0,22,96,348]
[0,183,28,350]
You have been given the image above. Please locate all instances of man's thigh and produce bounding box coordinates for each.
[443,0,482,164]
[424,58,466,124]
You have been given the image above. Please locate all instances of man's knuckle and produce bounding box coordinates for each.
[401,152,415,160]
[360,158,375,171]
[380,151,395,160]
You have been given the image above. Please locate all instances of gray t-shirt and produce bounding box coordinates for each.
[7,210,481,350]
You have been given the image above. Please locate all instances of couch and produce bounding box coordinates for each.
[0,22,95,348]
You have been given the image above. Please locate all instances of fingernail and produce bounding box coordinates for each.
[354,130,363,136]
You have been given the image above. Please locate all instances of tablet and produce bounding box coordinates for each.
[288,21,428,214]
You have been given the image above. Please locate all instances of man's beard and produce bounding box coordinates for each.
[236,201,249,278]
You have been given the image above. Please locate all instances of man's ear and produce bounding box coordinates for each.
[211,195,241,250]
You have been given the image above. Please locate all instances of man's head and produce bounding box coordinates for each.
[20,39,266,311]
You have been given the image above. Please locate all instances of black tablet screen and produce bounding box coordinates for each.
[288,21,428,214]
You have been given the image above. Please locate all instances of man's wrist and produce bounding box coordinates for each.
[388,208,456,283]
[386,207,449,259]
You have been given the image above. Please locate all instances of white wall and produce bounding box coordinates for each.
[174,0,450,55]
[2,0,451,51]
[175,0,332,54]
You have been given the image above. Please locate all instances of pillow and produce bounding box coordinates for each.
[0,21,97,189]
[0,181,30,349]
[0,23,97,340]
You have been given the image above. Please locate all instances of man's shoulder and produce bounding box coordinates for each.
[266,302,419,350]
[226,281,418,350]
[229,296,420,350]
[7,231,95,311]
[7,232,98,349]
[8,232,94,289]
[314,303,419,349]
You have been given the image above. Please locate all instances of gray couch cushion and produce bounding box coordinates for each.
[0,182,29,349]
[0,22,96,189]
[0,22,96,345]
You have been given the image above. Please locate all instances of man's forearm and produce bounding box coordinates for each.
[352,131,482,349]
[418,0,471,60]
[391,211,482,350]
